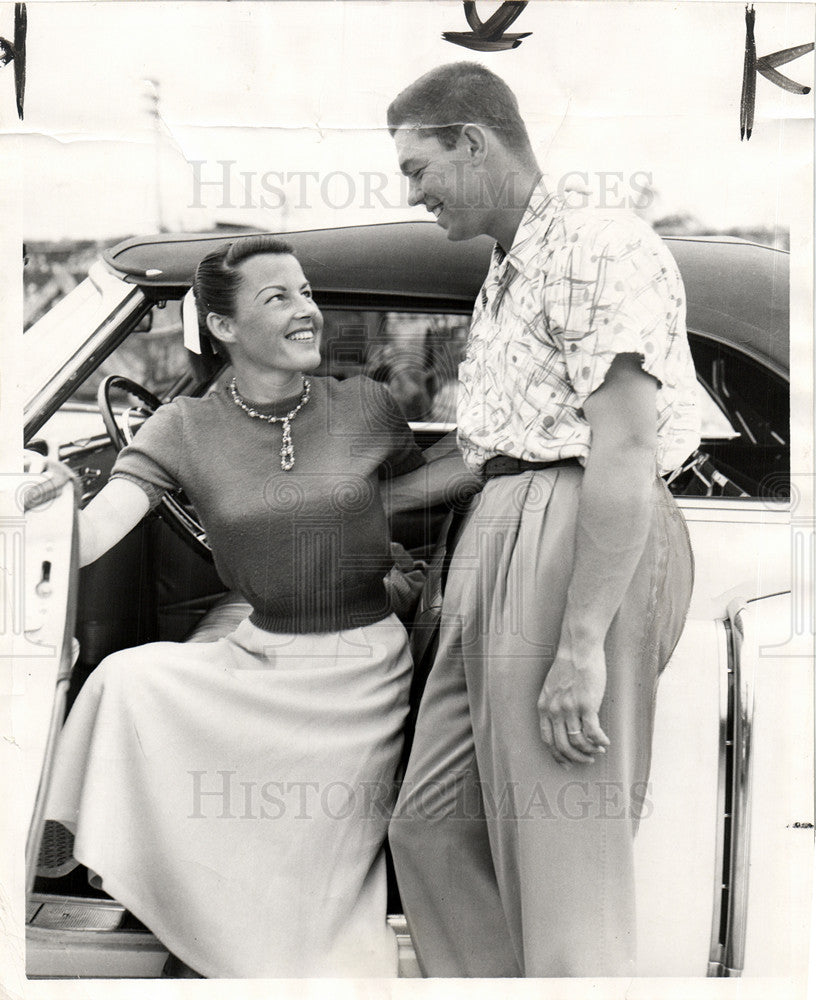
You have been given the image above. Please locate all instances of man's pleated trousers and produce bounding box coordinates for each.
[390,465,694,977]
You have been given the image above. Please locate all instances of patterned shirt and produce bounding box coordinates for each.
[457,184,701,475]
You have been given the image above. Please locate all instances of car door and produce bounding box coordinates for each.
[8,475,80,904]
[634,497,795,976]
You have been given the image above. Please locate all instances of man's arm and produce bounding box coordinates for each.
[381,431,482,516]
[537,353,658,766]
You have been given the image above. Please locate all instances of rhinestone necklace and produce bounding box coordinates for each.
[228,375,311,471]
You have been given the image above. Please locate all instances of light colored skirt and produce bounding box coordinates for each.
[44,614,413,978]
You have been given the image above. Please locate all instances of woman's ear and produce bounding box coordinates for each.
[206,312,236,351]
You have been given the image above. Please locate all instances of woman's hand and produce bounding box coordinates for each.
[537,639,611,766]
[22,454,79,512]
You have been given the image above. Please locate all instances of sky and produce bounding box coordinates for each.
[0,0,813,239]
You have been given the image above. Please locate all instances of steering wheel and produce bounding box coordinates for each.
[97,375,213,562]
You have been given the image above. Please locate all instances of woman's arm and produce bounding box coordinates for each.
[381,432,482,516]
[78,478,151,566]
[25,459,152,567]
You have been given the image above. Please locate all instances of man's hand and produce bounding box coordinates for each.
[538,638,610,766]
[536,353,659,766]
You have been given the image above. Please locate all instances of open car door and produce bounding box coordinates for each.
[15,475,80,896]
[5,472,81,977]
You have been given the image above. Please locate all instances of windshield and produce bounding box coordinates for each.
[24,263,149,440]
[23,263,139,409]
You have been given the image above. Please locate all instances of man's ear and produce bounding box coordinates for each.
[460,123,489,165]
[206,312,237,351]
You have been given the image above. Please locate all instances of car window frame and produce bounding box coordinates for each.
[25,264,151,442]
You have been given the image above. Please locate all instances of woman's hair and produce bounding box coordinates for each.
[192,236,295,359]
[387,62,533,158]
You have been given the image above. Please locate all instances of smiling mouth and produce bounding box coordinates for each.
[286,329,316,342]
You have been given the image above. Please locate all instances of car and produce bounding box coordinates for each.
[18,221,810,982]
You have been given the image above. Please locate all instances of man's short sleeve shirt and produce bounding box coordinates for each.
[456,186,701,475]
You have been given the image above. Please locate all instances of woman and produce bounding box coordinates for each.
[40,236,473,978]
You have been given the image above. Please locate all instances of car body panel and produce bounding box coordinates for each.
[680,500,790,619]
[736,594,813,980]
[635,618,725,976]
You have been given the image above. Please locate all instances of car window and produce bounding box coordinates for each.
[687,335,789,497]
[36,301,190,449]
[313,311,786,499]
[67,302,188,407]
[36,298,787,501]
[23,265,137,411]
[314,309,470,423]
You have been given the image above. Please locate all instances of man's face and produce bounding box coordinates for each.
[394,128,487,242]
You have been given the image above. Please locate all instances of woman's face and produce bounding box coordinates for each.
[223,253,323,375]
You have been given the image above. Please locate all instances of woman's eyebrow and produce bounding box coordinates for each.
[254,284,286,299]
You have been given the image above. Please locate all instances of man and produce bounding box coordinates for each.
[386,62,700,977]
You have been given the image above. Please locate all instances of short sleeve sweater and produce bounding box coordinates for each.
[109,375,425,634]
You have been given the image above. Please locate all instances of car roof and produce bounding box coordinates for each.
[104,221,789,375]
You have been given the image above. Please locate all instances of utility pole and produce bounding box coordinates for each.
[143,78,164,232]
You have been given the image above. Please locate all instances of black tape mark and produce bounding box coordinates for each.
[0,3,26,120]
[13,2,25,120]
[443,1,531,52]
[740,6,756,140]
[740,4,813,142]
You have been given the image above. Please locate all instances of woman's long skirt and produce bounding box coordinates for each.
[44,613,413,978]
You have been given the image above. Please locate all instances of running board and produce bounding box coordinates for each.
[26,895,420,978]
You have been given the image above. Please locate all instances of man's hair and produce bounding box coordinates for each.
[387,62,533,157]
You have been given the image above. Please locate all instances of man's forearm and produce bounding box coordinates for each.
[383,449,482,516]
[559,438,655,653]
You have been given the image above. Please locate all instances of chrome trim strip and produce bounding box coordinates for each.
[708,617,733,975]
[722,602,756,974]
[708,601,756,976]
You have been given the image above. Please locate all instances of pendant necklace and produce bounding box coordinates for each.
[228,375,311,471]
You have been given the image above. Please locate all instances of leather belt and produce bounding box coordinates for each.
[482,456,581,478]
